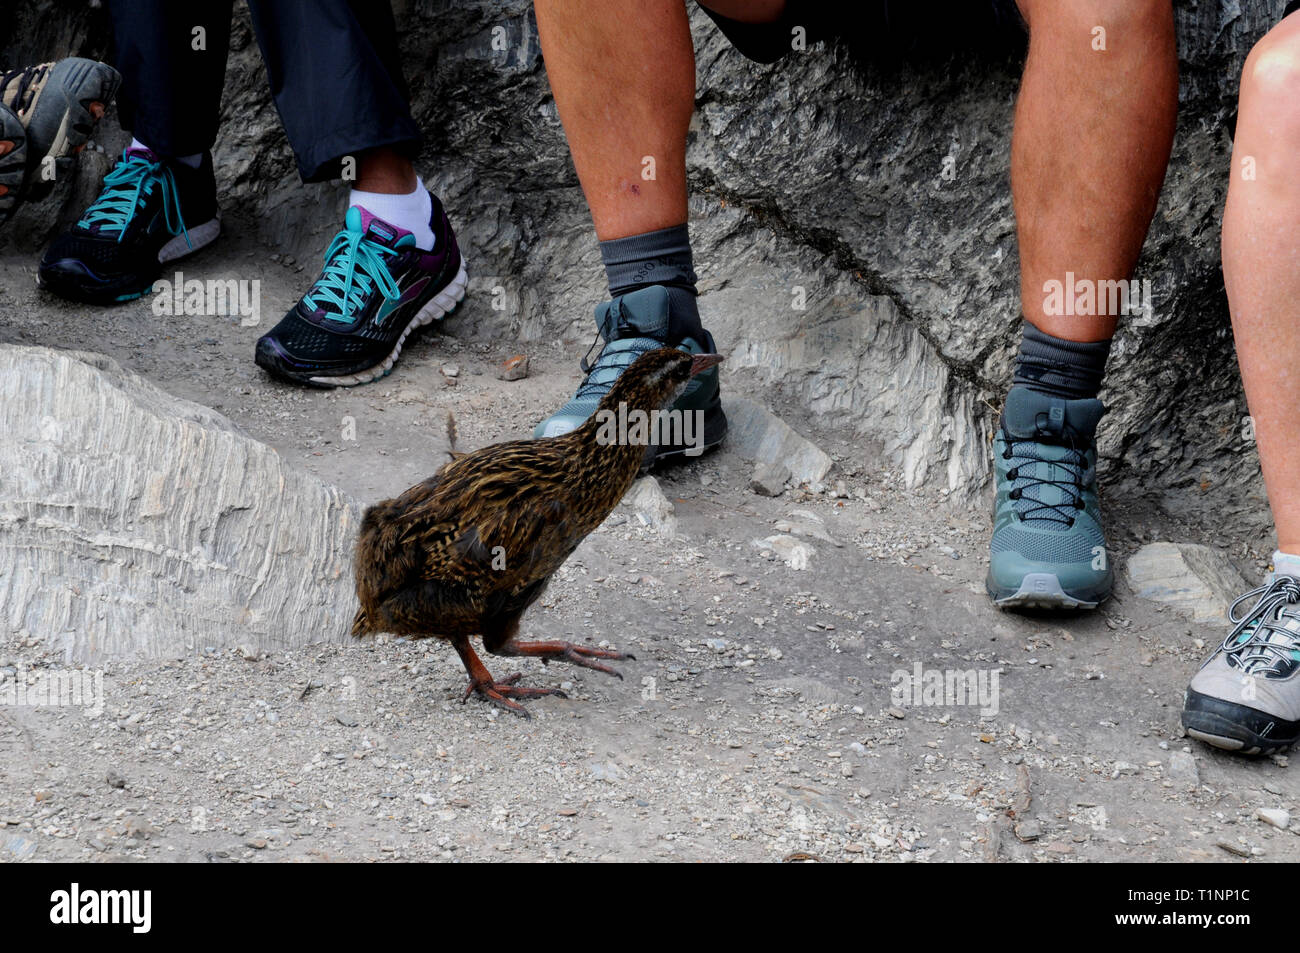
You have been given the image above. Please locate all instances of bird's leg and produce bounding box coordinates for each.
[451,636,567,718]
[497,640,635,680]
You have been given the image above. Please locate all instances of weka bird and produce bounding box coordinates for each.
[352,348,724,716]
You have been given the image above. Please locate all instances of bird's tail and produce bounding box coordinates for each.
[445,410,458,462]
[350,607,370,637]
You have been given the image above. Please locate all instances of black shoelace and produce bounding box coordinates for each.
[1218,576,1300,676]
[1001,427,1088,528]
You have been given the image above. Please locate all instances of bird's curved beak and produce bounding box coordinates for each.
[689,353,724,377]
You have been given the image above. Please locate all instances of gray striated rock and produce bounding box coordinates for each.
[1167,750,1200,791]
[724,397,833,487]
[750,462,790,498]
[1,1,1284,528]
[1126,542,1248,624]
[0,346,360,661]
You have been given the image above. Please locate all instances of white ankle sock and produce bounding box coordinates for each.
[348,177,434,251]
[128,138,201,167]
[1273,551,1300,581]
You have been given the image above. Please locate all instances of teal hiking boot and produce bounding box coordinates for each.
[535,286,726,466]
[987,386,1112,609]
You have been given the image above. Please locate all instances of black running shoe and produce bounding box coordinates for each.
[255,196,467,387]
[38,146,220,304]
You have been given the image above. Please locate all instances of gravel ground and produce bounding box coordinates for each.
[1,228,1297,864]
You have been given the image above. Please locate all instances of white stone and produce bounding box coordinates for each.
[753,534,815,571]
[1256,808,1290,829]
[620,476,677,540]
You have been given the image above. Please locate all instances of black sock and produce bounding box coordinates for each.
[599,224,705,344]
[1011,320,1112,401]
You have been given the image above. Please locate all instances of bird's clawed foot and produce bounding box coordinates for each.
[463,671,568,718]
[506,640,635,680]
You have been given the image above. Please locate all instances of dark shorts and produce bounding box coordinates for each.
[700,0,1027,65]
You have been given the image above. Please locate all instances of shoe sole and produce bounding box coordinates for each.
[159,216,222,265]
[987,571,1105,610]
[36,214,222,304]
[1182,689,1300,757]
[299,260,470,388]
[20,59,121,205]
[0,105,26,220]
[640,405,729,471]
[1182,725,1280,757]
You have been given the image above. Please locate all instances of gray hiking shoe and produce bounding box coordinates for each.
[1182,575,1300,755]
[534,285,726,466]
[987,387,1112,609]
[0,58,121,214]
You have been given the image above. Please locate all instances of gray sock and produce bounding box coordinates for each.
[599,224,704,344]
[1012,319,1112,400]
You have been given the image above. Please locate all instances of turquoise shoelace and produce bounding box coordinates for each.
[304,225,401,323]
[80,152,190,248]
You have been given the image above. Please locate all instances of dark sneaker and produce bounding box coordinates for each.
[1183,576,1300,755]
[533,285,727,466]
[255,196,467,387]
[38,147,220,304]
[0,103,24,219]
[987,386,1112,609]
[0,58,121,210]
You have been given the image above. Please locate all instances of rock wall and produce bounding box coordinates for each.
[1,0,1281,534]
[0,346,360,660]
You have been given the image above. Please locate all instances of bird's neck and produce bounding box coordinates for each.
[570,411,650,471]
[562,398,659,504]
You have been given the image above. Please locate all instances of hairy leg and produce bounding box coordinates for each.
[533,0,696,240]
[533,0,789,240]
[1223,13,1300,552]
[1011,0,1177,342]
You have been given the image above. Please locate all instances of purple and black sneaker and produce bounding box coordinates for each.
[38,146,220,304]
[255,194,467,387]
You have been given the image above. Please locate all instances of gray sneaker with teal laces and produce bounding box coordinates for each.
[1182,575,1300,755]
[987,386,1112,609]
[534,285,727,466]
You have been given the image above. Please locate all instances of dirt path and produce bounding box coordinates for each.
[0,232,1292,863]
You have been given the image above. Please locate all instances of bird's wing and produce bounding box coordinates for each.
[364,442,590,607]
[470,494,580,587]
[437,444,588,585]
